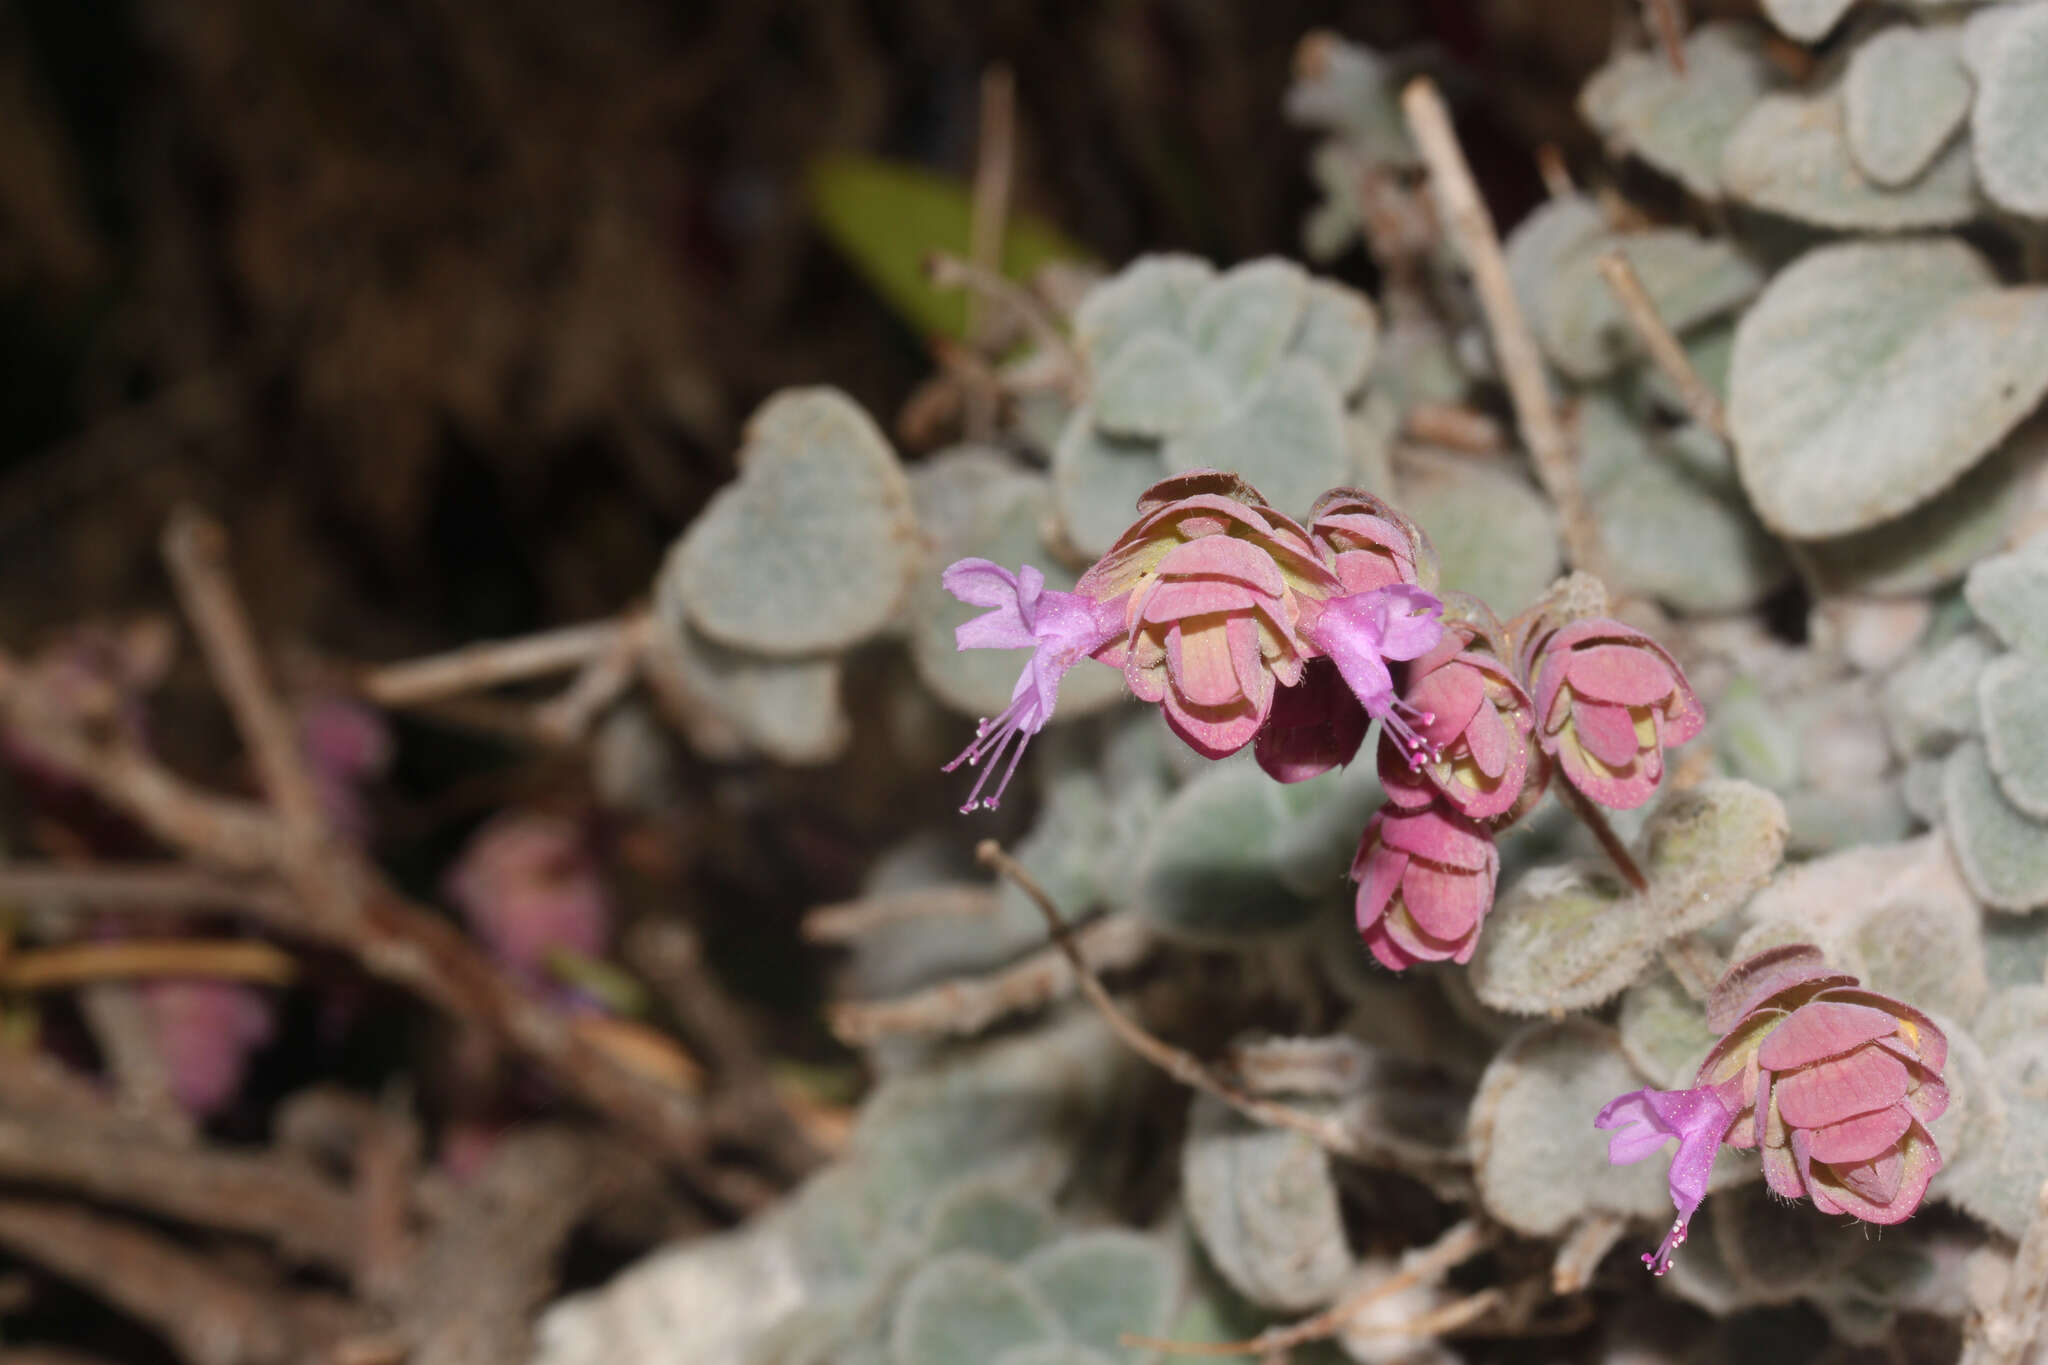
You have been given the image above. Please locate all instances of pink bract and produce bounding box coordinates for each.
[1350,803,1499,970]
[1374,627,1536,822]
[1521,617,1704,811]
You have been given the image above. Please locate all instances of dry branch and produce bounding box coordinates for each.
[1594,250,1728,440]
[828,912,1153,1044]
[1401,78,1605,576]
[358,619,632,709]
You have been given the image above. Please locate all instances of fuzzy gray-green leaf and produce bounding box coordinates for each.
[891,1254,1062,1365]
[1053,406,1167,559]
[1720,88,1979,232]
[1845,26,1973,188]
[1131,764,1318,943]
[1944,740,2048,911]
[1965,533,2048,657]
[1163,360,1348,523]
[1019,1231,1178,1363]
[1971,2,2048,217]
[1093,333,1235,440]
[1729,238,2048,539]
[1183,1094,1353,1310]
[1980,652,2048,820]
[1580,22,1781,200]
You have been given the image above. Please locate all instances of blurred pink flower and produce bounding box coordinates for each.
[140,980,275,1118]
[443,812,610,982]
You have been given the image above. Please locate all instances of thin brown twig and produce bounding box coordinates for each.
[1644,0,1690,73]
[1404,402,1504,454]
[1551,1211,1626,1294]
[0,863,292,920]
[828,913,1153,1044]
[1594,251,1727,439]
[163,508,329,846]
[966,63,1016,361]
[927,252,1079,381]
[1401,79,1605,577]
[531,612,648,744]
[1535,144,1575,201]
[1558,782,1648,893]
[1123,1218,1493,1357]
[0,1111,361,1271]
[358,618,631,709]
[977,840,1442,1170]
[0,938,296,990]
[802,884,1001,943]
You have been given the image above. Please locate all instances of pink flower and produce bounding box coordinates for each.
[444,812,611,982]
[1376,622,1537,823]
[1595,1085,1733,1275]
[941,558,1126,811]
[1253,657,1368,783]
[1299,584,1445,761]
[1079,471,1339,760]
[1598,945,1950,1276]
[1350,803,1499,969]
[1307,488,1438,594]
[297,693,392,844]
[1519,617,1704,811]
[1697,945,1947,1228]
[140,979,276,1118]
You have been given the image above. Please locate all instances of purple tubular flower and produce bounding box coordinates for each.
[941,557,1125,812]
[1594,1085,1734,1276]
[1300,584,1446,762]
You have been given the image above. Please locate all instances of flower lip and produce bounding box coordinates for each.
[941,558,1125,813]
[1594,1084,1733,1276]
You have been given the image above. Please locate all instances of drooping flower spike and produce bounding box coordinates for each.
[940,558,1126,812]
[1597,945,1948,1276]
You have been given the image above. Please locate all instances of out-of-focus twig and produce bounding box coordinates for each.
[1645,0,1690,72]
[531,612,648,744]
[927,253,1078,381]
[1402,79,1605,578]
[1551,1212,1626,1294]
[979,840,1464,1183]
[1595,250,1727,439]
[966,65,1016,361]
[1404,402,1504,454]
[359,618,633,709]
[3,938,292,990]
[1125,1218,1493,1356]
[0,1199,325,1365]
[828,912,1153,1044]
[802,884,1000,943]
[0,1111,360,1271]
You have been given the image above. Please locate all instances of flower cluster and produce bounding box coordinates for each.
[1596,944,1948,1275]
[940,470,1703,973]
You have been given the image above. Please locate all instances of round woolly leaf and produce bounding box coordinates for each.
[1981,653,2048,819]
[1579,22,1782,200]
[1188,259,1310,396]
[1851,874,1991,1023]
[1880,629,1998,756]
[1019,1231,1179,1363]
[649,549,850,764]
[1720,89,1979,232]
[1985,913,2048,988]
[1638,779,1790,936]
[673,388,917,656]
[1182,1094,1353,1310]
[891,1254,1062,1365]
[1801,433,2043,597]
[1762,0,1858,41]
[1618,969,1721,1090]
[906,472,1125,721]
[1163,359,1349,523]
[1944,740,2048,911]
[1729,238,2048,539]
[1469,1020,1673,1236]
[1965,533,2048,658]
[1845,26,1973,188]
[1580,397,1785,614]
[1289,279,1379,397]
[1052,406,1168,559]
[923,1183,1055,1262]
[1270,760,1387,899]
[1396,452,1561,617]
[1093,333,1235,440]
[1073,255,1214,372]
[1468,864,1650,1015]
[1709,1180,1872,1303]
[1131,764,1318,943]
[1972,3,2048,217]
[1713,677,1803,792]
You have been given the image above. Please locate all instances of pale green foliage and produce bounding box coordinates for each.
[1966,531,2048,657]
[1721,87,1979,229]
[1971,3,2048,216]
[1580,23,1781,199]
[1845,25,1972,187]
[891,1254,1064,1365]
[672,389,918,655]
[1469,1021,1674,1235]
[1980,653,2048,818]
[1394,450,1560,610]
[1019,1231,1179,1362]
[1183,1095,1354,1310]
[1729,238,2048,539]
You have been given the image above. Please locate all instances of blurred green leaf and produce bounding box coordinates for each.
[807,155,1093,342]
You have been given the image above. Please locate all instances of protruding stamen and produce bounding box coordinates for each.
[945,697,1038,812]
[1642,1215,1689,1276]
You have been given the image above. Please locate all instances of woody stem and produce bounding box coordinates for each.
[1559,782,1648,894]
